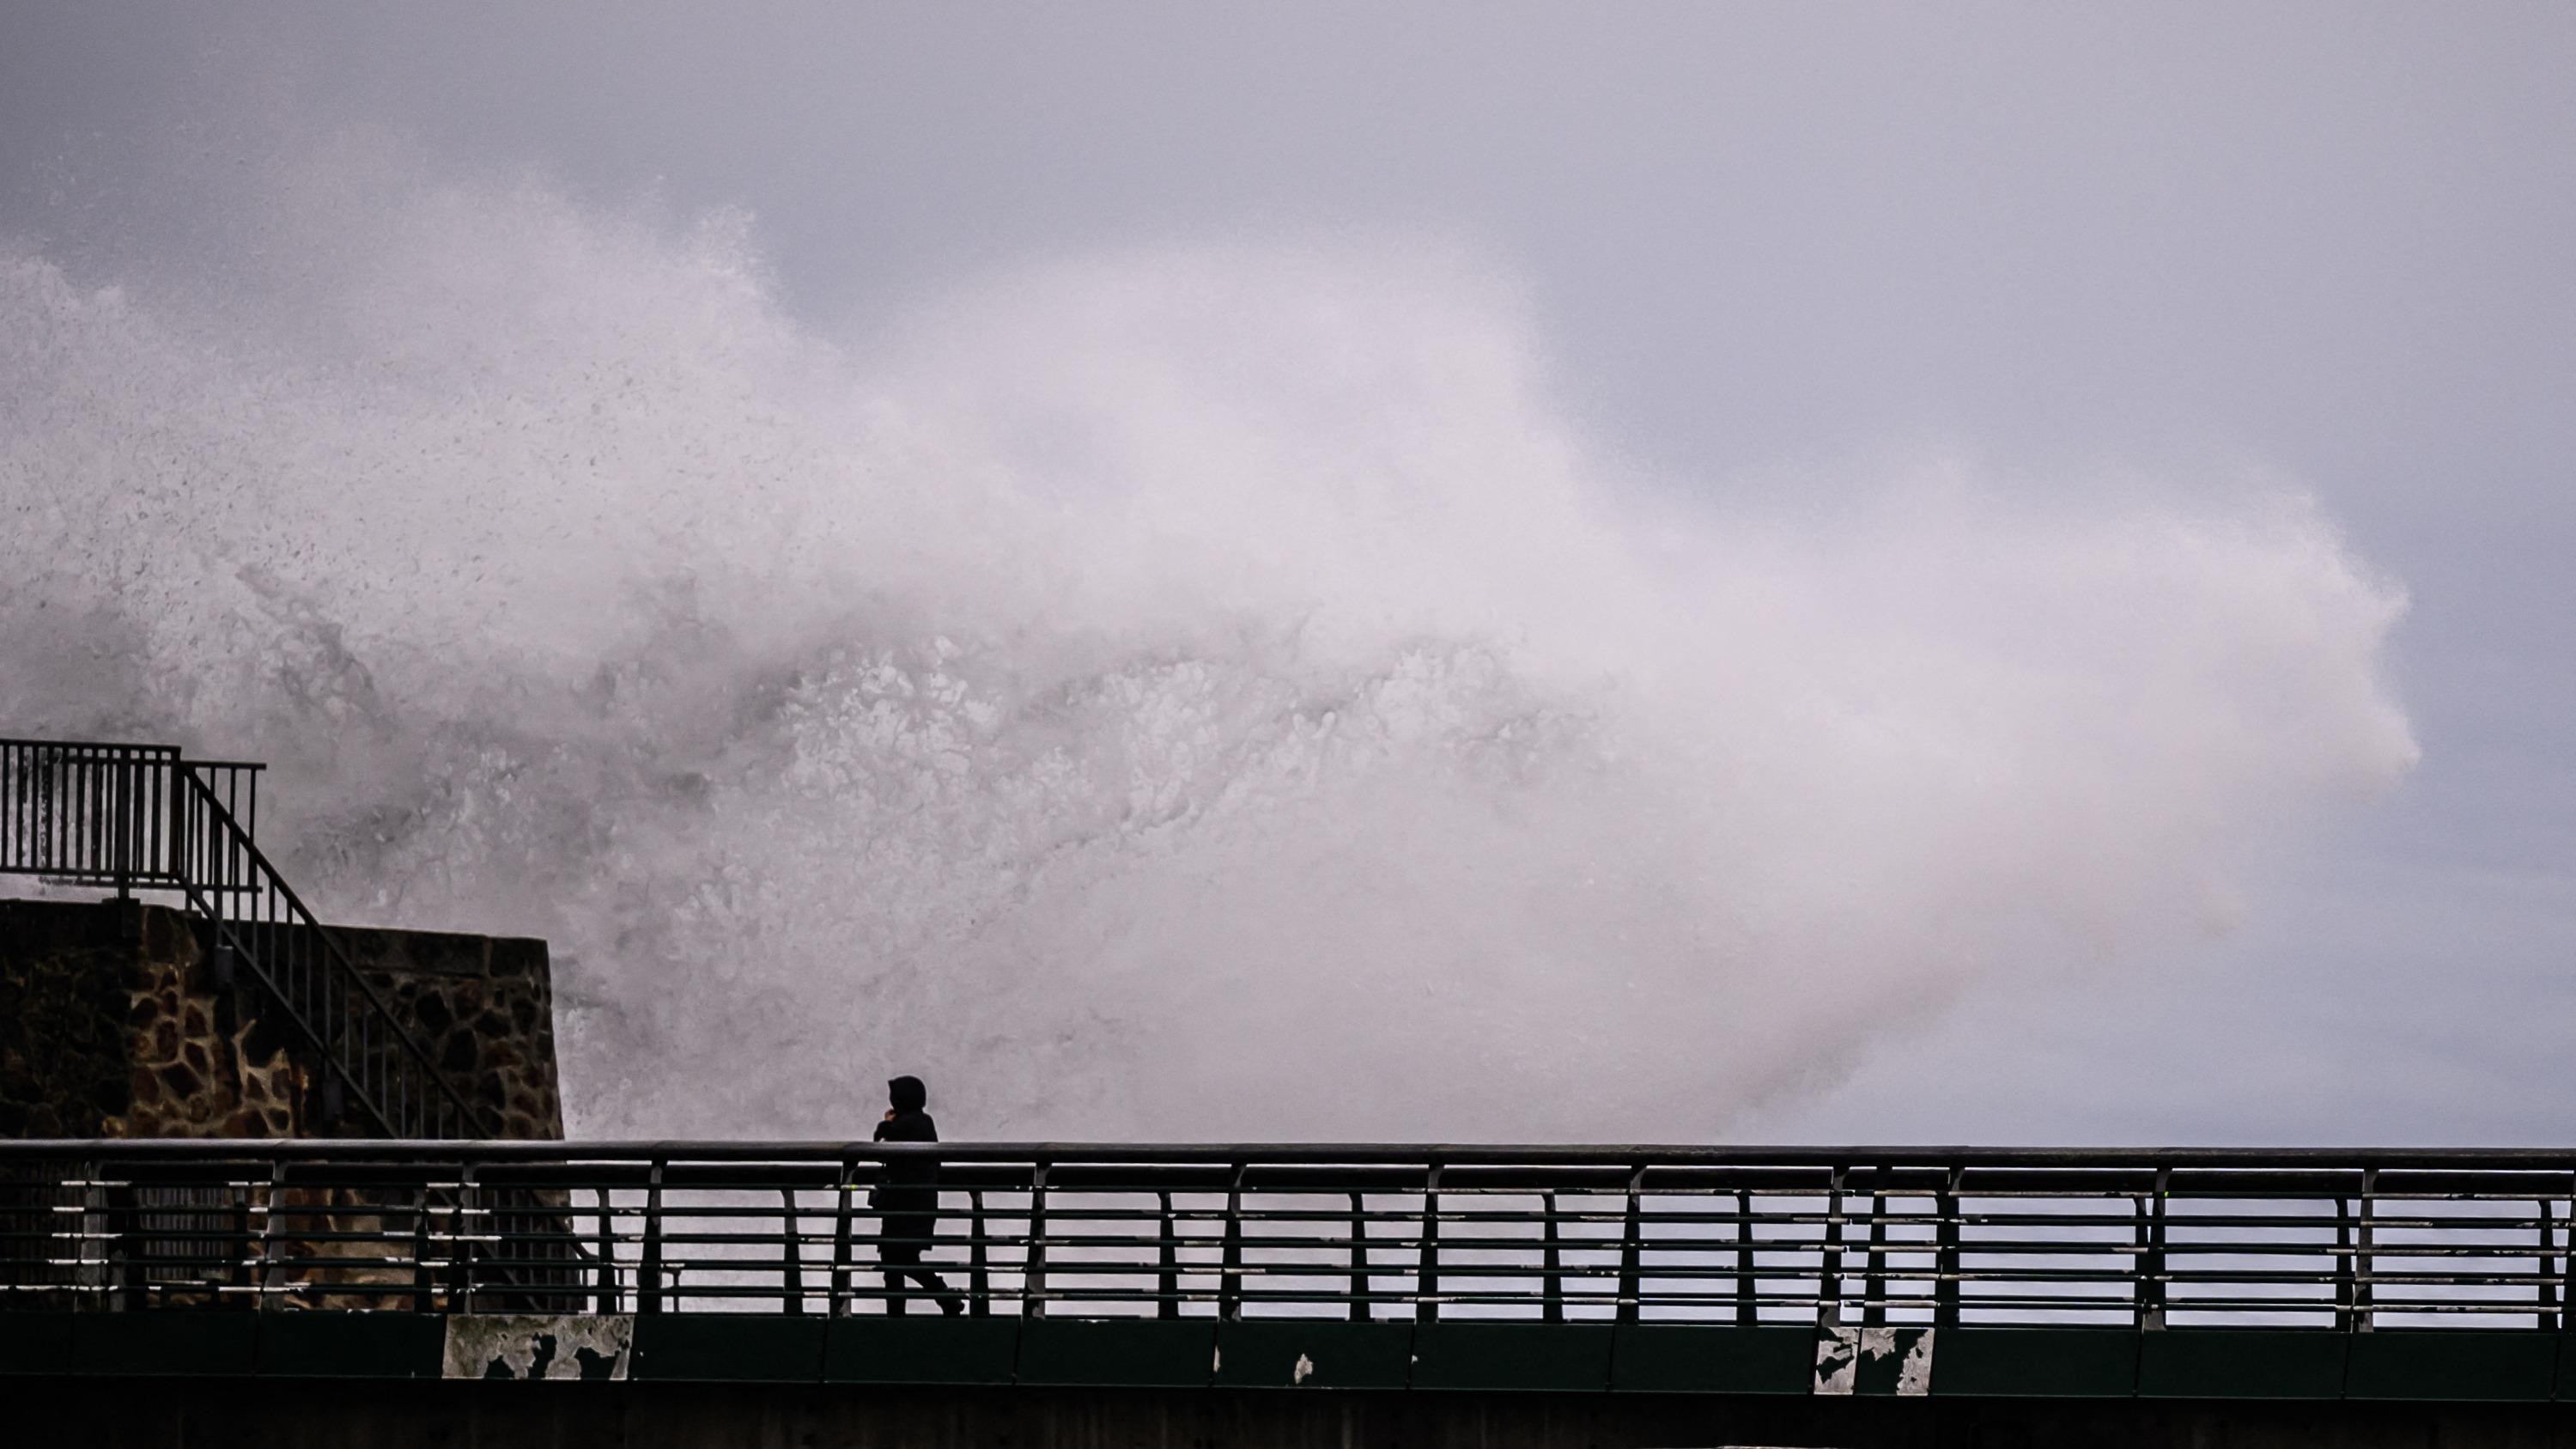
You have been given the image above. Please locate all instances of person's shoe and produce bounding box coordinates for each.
[939,1294,966,1317]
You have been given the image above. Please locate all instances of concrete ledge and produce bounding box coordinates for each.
[70,1310,260,1376]
[1935,1327,2140,1397]
[634,1315,826,1382]
[2344,1330,2561,1402]
[2139,1329,2350,1399]
[1017,1318,1214,1386]
[1607,1324,1811,1394]
[3,1311,2572,1404]
[1213,1319,1414,1389]
[824,1316,1019,1384]
[0,1310,77,1374]
[258,1311,445,1378]
[1412,1321,1615,1391]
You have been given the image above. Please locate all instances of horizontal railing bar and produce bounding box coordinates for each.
[7,1141,2569,1168]
[0,738,185,753]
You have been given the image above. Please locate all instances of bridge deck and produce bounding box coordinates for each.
[4,1141,2574,1404]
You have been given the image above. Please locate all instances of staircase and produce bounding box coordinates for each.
[0,737,496,1139]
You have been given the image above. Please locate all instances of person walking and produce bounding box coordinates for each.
[872,1075,965,1315]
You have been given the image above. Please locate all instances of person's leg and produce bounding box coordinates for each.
[929,1266,964,1316]
[885,1237,963,1315]
[893,1263,961,1313]
[902,1262,960,1313]
[882,1242,921,1315]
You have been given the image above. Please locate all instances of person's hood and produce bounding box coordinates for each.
[888,1075,927,1113]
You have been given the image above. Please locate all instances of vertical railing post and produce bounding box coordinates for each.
[1935,1166,1962,1329]
[638,1160,665,1316]
[2352,1167,2377,1332]
[127,752,148,892]
[109,752,131,898]
[969,1190,990,1317]
[254,1160,292,1313]
[450,1164,479,1316]
[1820,1166,1849,1329]
[104,1184,139,1313]
[1218,1163,1247,1321]
[1542,1190,1563,1324]
[168,758,189,887]
[829,1157,856,1318]
[2560,1167,2576,1336]
[1862,1174,1886,1328]
[1414,1164,1443,1324]
[2537,1196,2559,1335]
[595,1186,618,1315]
[233,1183,258,1305]
[1734,1189,1757,1326]
[2334,1196,2352,1331]
[781,1187,804,1316]
[1024,1163,1049,1318]
[411,1182,436,1313]
[2142,1167,2170,1330]
[1156,1190,1180,1320]
[1348,1191,1369,1323]
[1616,1165,1644,1326]
[2331,1172,2372,1333]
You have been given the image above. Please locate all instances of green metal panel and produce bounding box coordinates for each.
[0,1312,78,1375]
[70,1311,259,1376]
[257,1311,444,1378]
[1931,1328,2138,1397]
[2344,1330,2558,1402]
[15,1305,2567,1404]
[822,1317,1020,1385]
[1608,1324,1811,1394]
[2137,1329,2348,1399]
[630,1314,828,1382]
[1411,1322,1613,1391]
[1214,1320,1414,1389]
[1014,1318,1215,1387]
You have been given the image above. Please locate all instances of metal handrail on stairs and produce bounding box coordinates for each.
[0,737,495,1140]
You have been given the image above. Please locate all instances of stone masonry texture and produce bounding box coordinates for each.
[0,895,562,1141]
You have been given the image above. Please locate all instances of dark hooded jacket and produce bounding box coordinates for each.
[871,1075,940,1239]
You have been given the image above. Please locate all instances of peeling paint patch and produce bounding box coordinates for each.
[1292,1352,1315,1385]
[1895,1330,1934,1396]
[442,1314,634,1381]
[1813,1325,1933,1396]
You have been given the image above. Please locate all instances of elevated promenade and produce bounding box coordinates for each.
[8,740,2572,1442]
[7,1139,2576,1446]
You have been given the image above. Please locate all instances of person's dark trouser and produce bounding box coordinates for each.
[880,1240,954,1314]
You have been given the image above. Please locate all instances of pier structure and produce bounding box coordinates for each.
[3,738,2572,1446]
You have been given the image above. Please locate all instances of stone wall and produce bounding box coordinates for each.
[330,920,565,1141]
[0,895,562,1140]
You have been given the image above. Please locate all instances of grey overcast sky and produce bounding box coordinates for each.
[3,3,2569,1142]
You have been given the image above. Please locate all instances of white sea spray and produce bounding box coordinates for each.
[0,153,2417,1139]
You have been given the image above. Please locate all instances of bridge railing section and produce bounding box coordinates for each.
[0,738,492,1141]
[1,1143,2567,1329]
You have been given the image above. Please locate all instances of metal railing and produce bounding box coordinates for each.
[0,740,259,894]
[3,1142,2568,1328]
[0,738,495,1140]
